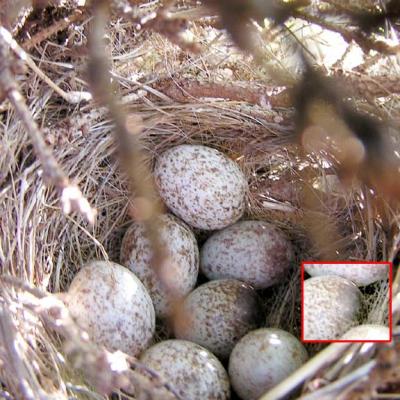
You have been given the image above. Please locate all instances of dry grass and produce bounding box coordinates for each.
[0,3,399,399]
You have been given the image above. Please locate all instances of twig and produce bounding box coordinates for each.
[157,78,292,107]
[0,36,97,224]
[0,275,46,299]
[20,9,87,51]
[0,26,91,104]
[299,360,376,400]
[168,5,217,20]
[259,343,352,400]
[341,341,400,399]
[113,0,201,53]
[294,9,400,55]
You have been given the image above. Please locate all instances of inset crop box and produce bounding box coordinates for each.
[301,262,392,343]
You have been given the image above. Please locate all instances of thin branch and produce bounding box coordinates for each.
[111,0,201,53]
[294,9,400,55]
[0,26,91,104]
[0,36,97,224]
[339,341,400,399]
[0,308,41,400]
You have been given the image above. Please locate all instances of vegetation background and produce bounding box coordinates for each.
[0,0,400,399]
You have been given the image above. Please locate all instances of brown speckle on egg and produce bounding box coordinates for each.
[229,328,308,400]
[303,275,363,341]
[153,144,248,230]
[304,263,389,287]
[120,214,199,318]
[174,279,263,358]
[200,220,294,289]
[67,261,155,357]
[140,339,230,400]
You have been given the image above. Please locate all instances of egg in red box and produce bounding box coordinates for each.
[303,275,363,340]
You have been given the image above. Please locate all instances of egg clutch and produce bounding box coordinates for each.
[64,144,388,400]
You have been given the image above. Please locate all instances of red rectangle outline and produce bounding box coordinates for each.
[300,261,393,343]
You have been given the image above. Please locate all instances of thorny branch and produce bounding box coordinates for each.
[0,31,97,224]
[87,1,184,320]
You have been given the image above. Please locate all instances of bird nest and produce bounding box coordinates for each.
[0,1,400,399]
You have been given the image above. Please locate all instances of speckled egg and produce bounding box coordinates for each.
[341,324,390,341]
[140,340,230,400]
[120,214,199,318]
[200,220,294,289]
[305,263,389,286]
[153,144,248,230]
[67,261,155,356]
[303,275,362,341]
[229,328,308,400]
[174,279,262,358]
